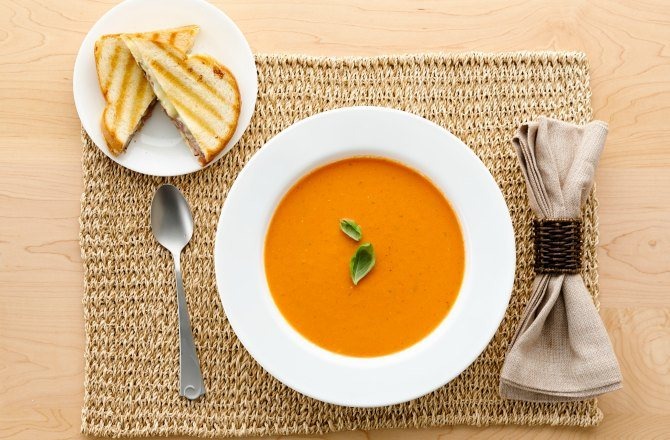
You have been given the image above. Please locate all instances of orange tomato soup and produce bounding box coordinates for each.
[264,157,465,357]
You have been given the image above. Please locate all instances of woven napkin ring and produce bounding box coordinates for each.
[533,218,583,274]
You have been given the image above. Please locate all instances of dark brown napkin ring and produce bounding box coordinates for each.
[533,218,582,274]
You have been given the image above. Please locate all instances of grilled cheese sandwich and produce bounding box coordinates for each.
[94,25,199,155]
[122,36,240,166]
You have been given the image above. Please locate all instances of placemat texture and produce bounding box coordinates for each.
[80,52,602,437]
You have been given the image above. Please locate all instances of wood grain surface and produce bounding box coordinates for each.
[1,0,669,438]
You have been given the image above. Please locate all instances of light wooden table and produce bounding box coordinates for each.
[1,1,669,438]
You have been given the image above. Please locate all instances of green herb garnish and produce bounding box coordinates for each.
[339,218,362,241]
[349,243,375,285]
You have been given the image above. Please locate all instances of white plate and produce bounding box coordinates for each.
[215,107,515,407]
[73,0,257,176]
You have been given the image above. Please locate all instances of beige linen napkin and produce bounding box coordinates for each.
[500,117,622,402]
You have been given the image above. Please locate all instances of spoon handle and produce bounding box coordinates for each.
[173,252,206,400]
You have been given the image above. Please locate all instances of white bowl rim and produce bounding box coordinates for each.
[215,106,516,407]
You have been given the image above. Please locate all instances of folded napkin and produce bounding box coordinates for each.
[500,117,622,402]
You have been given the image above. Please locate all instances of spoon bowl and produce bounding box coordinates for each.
[151,185,194,254]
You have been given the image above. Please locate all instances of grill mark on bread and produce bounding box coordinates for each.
[128,71,152,133]
[187,65,230,104]
[189,55,241,112]
[169,33,177,45]
[157,45,233,104]
[123,98,157,149]
[172,97,218,138]
[103,44,122,93]
[150,60,223,121]
[123,66,141,133]
[114,53,135,124]
[144,58,217,137]
[202,66,239,110]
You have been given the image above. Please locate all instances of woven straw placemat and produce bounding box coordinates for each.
[80,52,602,437]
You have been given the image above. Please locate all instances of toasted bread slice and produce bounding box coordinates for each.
[122,36,240,165]
[94,25,199,155]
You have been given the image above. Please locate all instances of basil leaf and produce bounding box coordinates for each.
[349,243,375,285]
[339,218,362,241]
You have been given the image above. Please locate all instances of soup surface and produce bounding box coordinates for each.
[264,157,465,357]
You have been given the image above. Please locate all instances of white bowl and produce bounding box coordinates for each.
[215,107,515,407]
[73,0,257,176]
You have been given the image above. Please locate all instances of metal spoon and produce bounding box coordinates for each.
[151,184,205,400]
